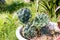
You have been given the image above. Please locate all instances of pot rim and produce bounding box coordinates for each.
[16,26,27,40]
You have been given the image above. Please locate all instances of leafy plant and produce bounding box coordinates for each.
[39,0,60,18]
[0,13,18,40]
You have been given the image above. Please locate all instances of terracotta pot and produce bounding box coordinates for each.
[57,20,60,28]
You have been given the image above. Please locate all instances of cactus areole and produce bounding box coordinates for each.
[17,8,31,24]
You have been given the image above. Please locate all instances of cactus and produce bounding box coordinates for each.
[34,13,49,30]
[17,8,50,39]
[17,8,31,24]
[23,24,37,39]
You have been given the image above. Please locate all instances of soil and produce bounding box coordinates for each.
[30,34,60,40]
[30,30,60,40]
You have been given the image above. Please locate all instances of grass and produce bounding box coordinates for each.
[0,12,19,40]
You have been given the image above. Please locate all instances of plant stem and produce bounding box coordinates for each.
[36,0,39,14]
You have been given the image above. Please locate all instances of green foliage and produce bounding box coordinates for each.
[17,8,31,24]
[23,24,37,39]
[34,13,49,30]
[0,13,18,40]
[39,0,59,18]
[0,2,31,13]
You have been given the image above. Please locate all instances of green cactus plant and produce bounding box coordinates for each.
[17,8,31,24]
[17,8,50,39]
[34,13,49,30]
[22,23,37,39]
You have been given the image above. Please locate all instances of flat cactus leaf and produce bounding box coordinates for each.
[17,8,31,24]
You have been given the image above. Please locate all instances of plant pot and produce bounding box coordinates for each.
[57,20,60,28]
[16,26,27,40]
[16,26,60,40]
[16,26,37,40]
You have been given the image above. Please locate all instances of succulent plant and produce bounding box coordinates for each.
[40,26,51,35]
[33,13,49,30]
[17,8,31,24]
[22,24,37,39]
[17,8,50,39]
